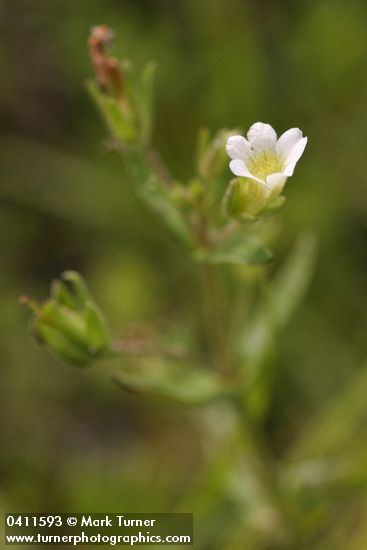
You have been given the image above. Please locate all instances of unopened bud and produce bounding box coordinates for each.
[22,271,110,367]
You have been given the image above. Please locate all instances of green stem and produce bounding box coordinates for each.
[233,395,298,547]
[200,264,231,375]
[200,257,296,543]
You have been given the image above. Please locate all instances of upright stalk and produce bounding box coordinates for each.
[200,253,296,545]
[201,264,231,375]
[233,395,296,546]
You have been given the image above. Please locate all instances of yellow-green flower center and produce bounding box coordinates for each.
[247,151,283,181]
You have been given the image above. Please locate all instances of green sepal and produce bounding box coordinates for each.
[50,279,79,310]
[34,319,91,367]
[40,300,89,349]
[265,195,286,212]
[224,178,286,221]
[84,301,110,354]
[223,178,267,220]
[61,270,92,304]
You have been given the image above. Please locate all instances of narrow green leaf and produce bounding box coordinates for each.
[288,364,367,461]
[137,61,157,145]
[113,358,234,405]
[86,80,137,143]
[272,232,318,328]
[139,175,192,246]
[238,233,317,419]
[197,232,273,266]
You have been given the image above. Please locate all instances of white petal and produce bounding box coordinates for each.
[283,162,296,177]
[284,137,308,171]
[229,159,251,177]
[229,160,265,184]
[266,172,287,189]
[276,128,303,160]
[266,172,287,200]
[226,135,252,161]
[247,122,277,152]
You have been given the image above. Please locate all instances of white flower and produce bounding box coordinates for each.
[226,122,308,196]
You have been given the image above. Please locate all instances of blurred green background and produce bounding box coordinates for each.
[2,0,367,548]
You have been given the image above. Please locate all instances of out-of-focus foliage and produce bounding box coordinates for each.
[2,0,367,548]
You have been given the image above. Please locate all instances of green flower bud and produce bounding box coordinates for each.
[22,271,110,367]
